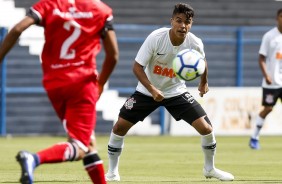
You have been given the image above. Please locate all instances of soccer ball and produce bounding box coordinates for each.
[173,49,205,81]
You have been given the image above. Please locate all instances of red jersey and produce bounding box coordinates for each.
[30,0,113,89]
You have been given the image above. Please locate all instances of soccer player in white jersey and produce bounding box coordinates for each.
[249,8,282,150]
[105,3,234,182]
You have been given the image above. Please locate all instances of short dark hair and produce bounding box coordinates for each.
[277,8,282,16]
[172,3,194,19]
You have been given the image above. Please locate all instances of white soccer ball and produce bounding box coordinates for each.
[173,49,205,81]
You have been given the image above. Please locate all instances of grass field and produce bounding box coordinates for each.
[1,135,282,184]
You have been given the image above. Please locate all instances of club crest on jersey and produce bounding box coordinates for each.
[124,97,136,110]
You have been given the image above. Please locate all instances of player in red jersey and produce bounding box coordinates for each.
[0,0,119,183]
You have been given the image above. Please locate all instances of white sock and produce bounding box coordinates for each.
[201,131,216,172]
[107,131,124,174]
[252,115,265,140]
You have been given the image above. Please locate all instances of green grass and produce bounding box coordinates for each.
[1,135,282,183]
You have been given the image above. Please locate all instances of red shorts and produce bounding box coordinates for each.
[46,79,98,148]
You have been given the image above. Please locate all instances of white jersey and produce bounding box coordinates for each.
[135,27,205,98]
[259,27,282,88]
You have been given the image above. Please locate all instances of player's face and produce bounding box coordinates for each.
[170,13,193,40]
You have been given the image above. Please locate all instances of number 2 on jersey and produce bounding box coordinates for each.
[60,20,81,60]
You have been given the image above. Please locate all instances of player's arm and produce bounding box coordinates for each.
[0,16,35,64]
[258,54,272,84]
[98,20,119,97]
[133,61,164,102]
[198,58,209,97]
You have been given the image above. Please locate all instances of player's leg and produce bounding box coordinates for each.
[15,86,73,184]
[41,80,106,184]
[15,80,105,184]
[106,117,133,181]
[16,150,39,184]
[66,80,106,184]
[106,91,159,181]
[191,116,214,170]
[249,106,272,149]
[83,137,107,184]
[35,135,107,184]
[191,116,233,181]
[249,88,279,149]
[16,134,81,184]
[166,92,233,181]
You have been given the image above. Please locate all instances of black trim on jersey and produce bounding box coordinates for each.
[26,9,40,25]
[105,18,114,31]
[101,18,114,39]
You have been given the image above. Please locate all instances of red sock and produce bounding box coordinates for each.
[83,153,106,184]
[37,142,76,164]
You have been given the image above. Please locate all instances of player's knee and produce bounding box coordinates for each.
[88,141,95,150]
[112,118,132,136]
[263,106,273,114]
[192,116,213,135]
[112,125,122,135]
[66,141,92,161]
[202,116,213,134]
[199,126,213,135]
[76,146,94,160]
[86,142,98,157]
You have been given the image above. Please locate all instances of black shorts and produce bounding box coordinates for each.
[119,91,207,125]
[262,87,282,106]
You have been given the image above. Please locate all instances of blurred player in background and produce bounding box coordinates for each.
[105,3,234,182]
[249,8,282,150]
[0,0,119,183]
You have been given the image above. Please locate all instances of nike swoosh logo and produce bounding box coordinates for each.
[157,53,166,55]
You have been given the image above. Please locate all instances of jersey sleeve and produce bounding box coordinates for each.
[26,8,40,25]
[99,2,115,39]
[100,15,114,39]
[135,32,156,66]
[197,39,205,58]
[259,33,269,57]
[188,33,205,58]
[29,0,51,26]
[105,15,114,31]
[193,35,205,58]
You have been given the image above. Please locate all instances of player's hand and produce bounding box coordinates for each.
[151,88,164,102]
[265,75,272,85]
[198,82,209,97]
